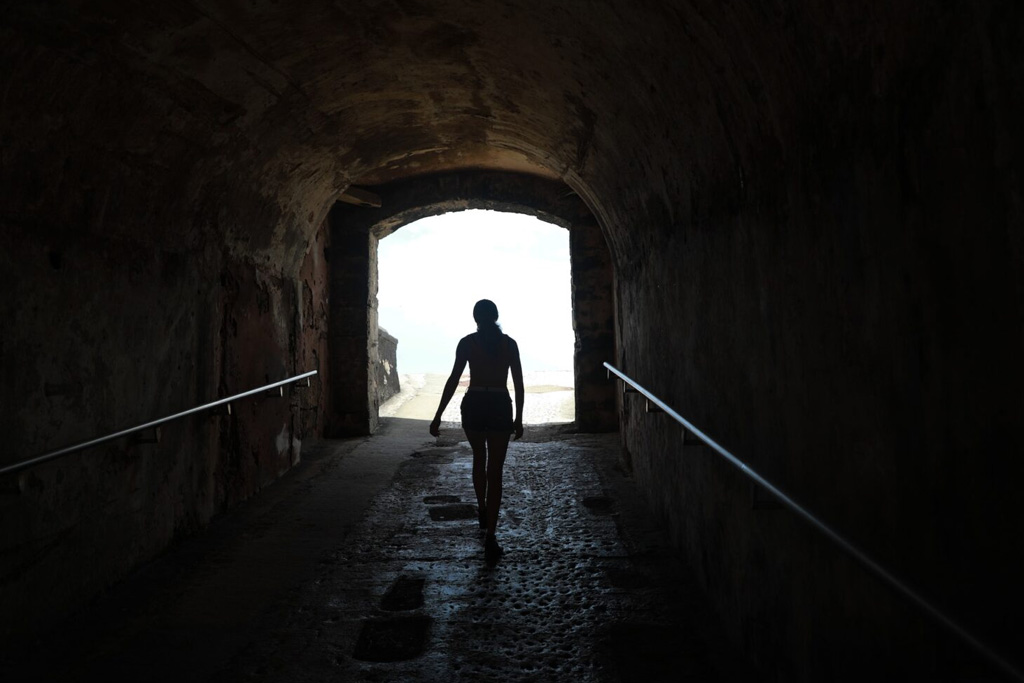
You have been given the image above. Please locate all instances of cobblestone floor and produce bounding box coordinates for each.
[3,421,758,682]
[216,424,757,682]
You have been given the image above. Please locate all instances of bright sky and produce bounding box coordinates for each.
[377,210,574,373]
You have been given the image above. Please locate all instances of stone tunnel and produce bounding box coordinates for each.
[1,2,1022,681]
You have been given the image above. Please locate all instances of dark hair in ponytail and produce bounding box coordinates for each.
[473,299,502,353]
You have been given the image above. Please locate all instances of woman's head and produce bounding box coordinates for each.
[473,299,499,330]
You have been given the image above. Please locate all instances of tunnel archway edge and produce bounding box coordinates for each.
[324,170,618,436]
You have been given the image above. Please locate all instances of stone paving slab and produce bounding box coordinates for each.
[217,425,759,682]
[0,424,417,683]
[1,421,759,682]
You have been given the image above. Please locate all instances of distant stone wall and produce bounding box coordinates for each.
[376,328,400,404]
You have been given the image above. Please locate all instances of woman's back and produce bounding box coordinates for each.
[465,331,515,388]
[429,299,525,566]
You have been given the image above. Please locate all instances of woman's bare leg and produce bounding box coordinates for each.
[466,430,488,524]
[484,431,511,536]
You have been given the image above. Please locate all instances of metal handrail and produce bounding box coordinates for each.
[604,361,1022,682]
[0,370,318,479]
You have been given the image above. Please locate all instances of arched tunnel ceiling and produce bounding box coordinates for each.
[2,0,773,265]
[3,2,969,271]
[121,0,673,183]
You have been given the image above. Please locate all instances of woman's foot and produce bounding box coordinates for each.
[484,533,503,566]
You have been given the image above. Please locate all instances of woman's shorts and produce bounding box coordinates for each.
[461,390,513,432]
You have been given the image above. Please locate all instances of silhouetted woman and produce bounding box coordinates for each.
[430,299,524,566]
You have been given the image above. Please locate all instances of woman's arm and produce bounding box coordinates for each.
[510,339,525,439]
[430,339,469,436]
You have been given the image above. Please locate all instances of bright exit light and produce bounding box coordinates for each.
[377,210,573,374]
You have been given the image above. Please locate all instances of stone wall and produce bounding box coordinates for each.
[570,218,617,433]
[327,204,376,436]
[0,217,330,638]
[604,5,1024,678]
[376,328,400,405]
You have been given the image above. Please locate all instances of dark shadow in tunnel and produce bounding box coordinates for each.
[0,423,420,682]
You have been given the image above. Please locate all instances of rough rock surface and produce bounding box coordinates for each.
[220,428,756,682]
[1,424,756,683]
[377,328,401,405]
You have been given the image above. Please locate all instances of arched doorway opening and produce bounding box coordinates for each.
[323,171,617,436]
[376,209,575,426]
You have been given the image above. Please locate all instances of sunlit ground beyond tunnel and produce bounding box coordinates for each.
[377,210,575,425]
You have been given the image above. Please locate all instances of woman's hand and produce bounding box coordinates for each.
[429,417,441,437]
[513,419,524,440]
